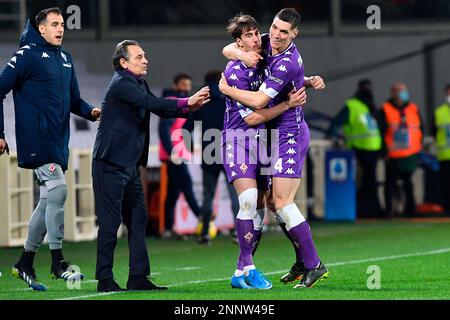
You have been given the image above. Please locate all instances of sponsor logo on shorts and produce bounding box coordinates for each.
[286,158,296,165]
[287,148,297,155]
[287,138,297,145]
[285,168,295,175]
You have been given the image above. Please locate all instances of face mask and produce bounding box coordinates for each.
[398,90,410,103]
[447,96,450,105]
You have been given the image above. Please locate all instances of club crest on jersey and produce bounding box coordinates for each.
[240,163,248,174]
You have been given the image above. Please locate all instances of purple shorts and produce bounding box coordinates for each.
[269,121,310,179]
[222,133,270,190]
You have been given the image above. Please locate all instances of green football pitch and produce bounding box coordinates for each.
[1,220,449,300]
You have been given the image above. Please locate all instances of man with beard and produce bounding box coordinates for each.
[327,79,383,218]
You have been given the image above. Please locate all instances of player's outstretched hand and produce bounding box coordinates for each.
[310,76,326,90]
[91,107,102,121]
[287,87,307,108]
[0,138,10,156]
[188,86,211,112]
[239,51,263,68]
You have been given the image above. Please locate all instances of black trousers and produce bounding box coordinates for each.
[92,160,150,281]
[384,160,416,216]
[440,160,450,212]
[164,161,201,231]
[201,166,239,236]
[354,149,383,217]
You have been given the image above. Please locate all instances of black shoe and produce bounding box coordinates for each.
[11,263,47,291]
[294,262,329,288]
[97,278,126,292]
[126,276,168,291]
[198,235,212,245]
[51,260,84,281]
[280,262,306,284]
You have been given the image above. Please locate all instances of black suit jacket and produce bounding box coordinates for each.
[93,70,187,168]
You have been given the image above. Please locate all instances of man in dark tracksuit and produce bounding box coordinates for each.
[159,74,202,237]
[92,40,209,292]
[0,8,99,291]
[184,71,240,245]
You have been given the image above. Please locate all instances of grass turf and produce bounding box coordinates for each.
[0,221,449,300]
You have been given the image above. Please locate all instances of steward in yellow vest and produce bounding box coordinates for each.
[431,84,450,213]
[327,79,383,218]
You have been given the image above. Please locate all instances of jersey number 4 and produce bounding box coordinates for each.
[274,158,283,173]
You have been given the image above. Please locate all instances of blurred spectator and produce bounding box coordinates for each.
[379,83,424,217]
[432,84,450,214]
[158,74,202,238]
[184,70,240,245]
[327,79,383,218]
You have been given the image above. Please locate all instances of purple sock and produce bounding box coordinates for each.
[235,218,255,268]
[279,222,303,264]
[251,229,262,256]
[288,222,320,269]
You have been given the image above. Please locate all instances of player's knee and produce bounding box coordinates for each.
[47,184,68,206]
[273,196,291,211]
[237,188,258,220]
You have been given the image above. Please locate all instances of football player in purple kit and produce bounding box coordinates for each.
[222,14,307,289]
[220,8,329,288]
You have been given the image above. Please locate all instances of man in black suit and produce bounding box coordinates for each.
[92,40,210,292]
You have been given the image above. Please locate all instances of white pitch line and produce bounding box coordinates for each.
[175,267,202,271]
[59,292,119,300]
[58,247,450,300]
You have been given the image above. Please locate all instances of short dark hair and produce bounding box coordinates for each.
[275,8,301,30]
[204,70,222,84]
[226,13,259,39]
[173,73,192,85]
[112,40,140,71]
[35,7,62,26]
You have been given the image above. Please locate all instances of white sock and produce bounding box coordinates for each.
[276,203,305,231]
[243,264,256,276]
[234,269,244,277]
[253,208,266,231]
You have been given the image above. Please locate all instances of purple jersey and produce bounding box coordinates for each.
[222,60,263,133]
[259,34,305,131]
